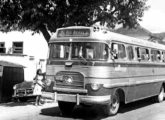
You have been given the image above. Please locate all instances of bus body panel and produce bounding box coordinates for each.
[46,60,165,103]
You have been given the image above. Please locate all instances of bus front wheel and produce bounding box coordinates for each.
[156,87,164,103]
[58,101,75,116]
[104,92,120,116]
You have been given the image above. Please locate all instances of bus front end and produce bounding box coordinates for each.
[46,27,118,116]
[52,70,111,105]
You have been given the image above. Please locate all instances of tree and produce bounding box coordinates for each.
[0,0,149,42]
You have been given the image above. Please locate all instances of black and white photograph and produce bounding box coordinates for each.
[0,0,165,120]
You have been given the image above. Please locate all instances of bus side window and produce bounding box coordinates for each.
[111,43,126,60]
[103,45,109,59]
[140,48,150,61]
[135,47,141,61]
[127,46,134,60]
[118,44,126,59]
[111,43,118,59]
[156,50,161,62]
[151,49,157,62]
[162,51,165,62]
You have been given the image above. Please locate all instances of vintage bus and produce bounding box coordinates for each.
[46,26,165,116]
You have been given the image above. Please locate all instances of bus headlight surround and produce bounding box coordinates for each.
[90,83,101,91]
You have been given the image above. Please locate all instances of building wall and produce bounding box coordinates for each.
[0,31,48,81]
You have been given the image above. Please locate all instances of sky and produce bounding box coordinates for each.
[140,0,165,33]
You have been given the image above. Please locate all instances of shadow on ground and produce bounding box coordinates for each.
[119,97,156,114]
[40,97,157,120]
[0,101,34,107]
[40,105,105,120]
[0,98,35,107]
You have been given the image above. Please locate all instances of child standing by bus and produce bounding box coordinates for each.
[33,69,45,106]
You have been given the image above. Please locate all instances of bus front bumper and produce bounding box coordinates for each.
[53,93,111,105]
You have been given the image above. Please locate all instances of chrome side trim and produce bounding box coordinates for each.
[103,79,165,88]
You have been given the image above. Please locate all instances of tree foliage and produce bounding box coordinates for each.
[0,0,149,42]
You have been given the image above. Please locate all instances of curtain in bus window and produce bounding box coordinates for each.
[157,51,161,61]
[93,43,108,60]
[162,51,165,62]
[127,46,134,60]
[118,44,126,59]
[151,50,157,62]
[135,47,140,60]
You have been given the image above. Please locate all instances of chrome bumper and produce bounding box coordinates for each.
[52,87,111,105]
[55,93,111,105]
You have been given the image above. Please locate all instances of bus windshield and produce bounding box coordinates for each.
[49,42,109,61]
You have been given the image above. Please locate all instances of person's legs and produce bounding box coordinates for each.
[37,95,42,105]
[35,95,39,106]
[35,95,41,105]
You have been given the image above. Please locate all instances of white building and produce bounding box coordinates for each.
[0,31,48,81]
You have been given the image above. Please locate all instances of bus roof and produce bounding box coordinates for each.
[50,26,165,50]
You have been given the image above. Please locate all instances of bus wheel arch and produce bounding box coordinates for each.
[116,88,125,104]
[155,84,164,103]
[104,88,125,116]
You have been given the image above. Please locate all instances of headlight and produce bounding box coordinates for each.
[90,83,101,91]
[13,85,17,90]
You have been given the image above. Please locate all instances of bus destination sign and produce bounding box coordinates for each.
[57,29,90,37]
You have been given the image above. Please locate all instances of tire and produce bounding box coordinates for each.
[58,101,75,116]
[13,98,19,102]
[156,87,164,103]
[18,97,28,102]
[104,92,120,116]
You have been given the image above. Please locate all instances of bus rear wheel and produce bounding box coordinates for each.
[104,92,120,116]
[58,101,75,116]
[156,87,164,103]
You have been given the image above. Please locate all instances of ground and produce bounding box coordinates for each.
[1,97,165,120]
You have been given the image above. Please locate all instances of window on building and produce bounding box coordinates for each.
[12,42,23,54]
[0,42,6,53]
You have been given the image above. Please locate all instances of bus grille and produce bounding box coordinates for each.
[55,71,84,89]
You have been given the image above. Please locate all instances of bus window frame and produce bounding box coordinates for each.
[111,42,127,61]
[162,51,165,62]
[140,47,150,62]
[150,49,162,62]
[49,41,110,61]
